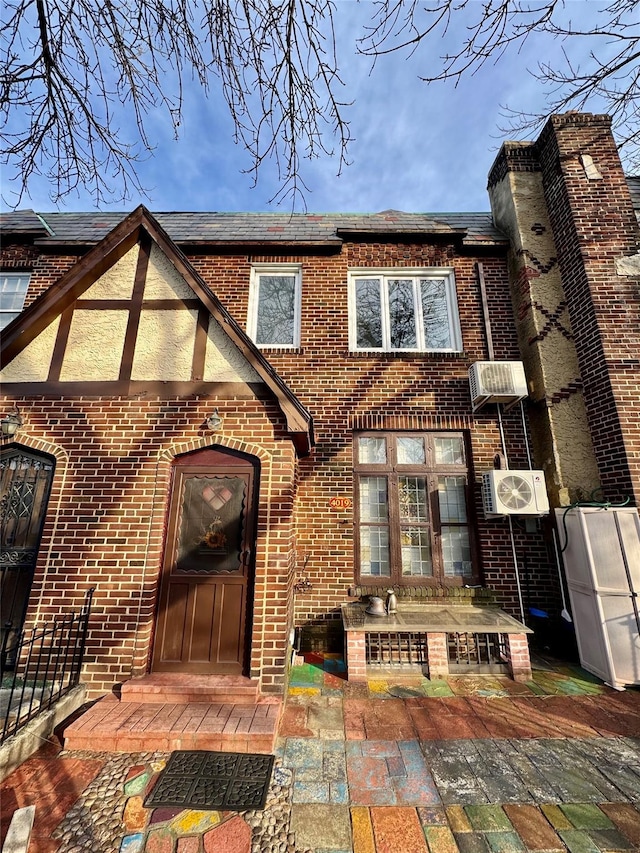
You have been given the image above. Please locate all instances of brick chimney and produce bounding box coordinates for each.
[488,113,640,506]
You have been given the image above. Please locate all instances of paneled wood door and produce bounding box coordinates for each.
[152,449,257,674]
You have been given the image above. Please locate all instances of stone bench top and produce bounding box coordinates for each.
[341,602,533,634]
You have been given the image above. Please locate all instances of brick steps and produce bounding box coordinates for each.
[119,673,261,705]
[63,695,281,754]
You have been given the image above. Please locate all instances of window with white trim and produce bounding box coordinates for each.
[355,432,476,585]
[248,265,301,347]
[1,272,31,330]
[348,269,461,352]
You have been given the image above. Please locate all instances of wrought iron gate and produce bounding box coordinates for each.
[1,446,54,649]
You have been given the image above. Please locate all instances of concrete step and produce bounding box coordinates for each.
[63,695,281,754]
[120,674,261,705]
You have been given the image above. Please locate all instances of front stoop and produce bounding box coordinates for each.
[120,674,261,705]
[63,675,281,754]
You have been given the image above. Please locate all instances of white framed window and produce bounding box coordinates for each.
[348,268,462,352]
[1,272,31,330]
[248,264,302,347]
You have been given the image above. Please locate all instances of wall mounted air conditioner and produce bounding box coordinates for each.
[469,361,528,411]
[482,470,549,517]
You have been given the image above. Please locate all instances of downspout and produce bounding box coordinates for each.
[476,262,526,624]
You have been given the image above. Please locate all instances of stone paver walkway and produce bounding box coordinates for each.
[1,652,640,852]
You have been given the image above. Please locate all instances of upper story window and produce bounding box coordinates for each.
[1,272,31,330]
[348,268,461,353]
[248,264,301,347]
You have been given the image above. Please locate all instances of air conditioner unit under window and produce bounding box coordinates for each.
[469,361,528,411]
[482,470,549,517]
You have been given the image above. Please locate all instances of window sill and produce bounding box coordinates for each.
[256,346,304,355]
[347,350,467,360]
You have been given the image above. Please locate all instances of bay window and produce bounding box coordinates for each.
[355,432,475,585]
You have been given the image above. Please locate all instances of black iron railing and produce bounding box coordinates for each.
[447,631,508,673]
[364,629,508,674]
[366,631,428,667]
[1,588,94,743]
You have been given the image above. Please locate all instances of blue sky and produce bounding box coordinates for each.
[8,1,621,214]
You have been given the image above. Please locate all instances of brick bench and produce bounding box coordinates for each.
[341,603,533,683]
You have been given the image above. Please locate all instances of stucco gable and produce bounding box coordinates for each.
[1,206,314,455]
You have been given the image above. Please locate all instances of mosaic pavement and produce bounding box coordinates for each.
[2,653,640,852]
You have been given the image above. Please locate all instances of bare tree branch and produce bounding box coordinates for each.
[1,0,638,208]
[1,0,351,208]
[358,0,640,171]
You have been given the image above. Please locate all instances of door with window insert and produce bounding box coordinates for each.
[1,446,55,648]
[152,448,257,674]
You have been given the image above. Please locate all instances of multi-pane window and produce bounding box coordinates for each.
[248,265,301,347]
[355,432,475,584]
[1,273,30,330]
[348,269,461,352]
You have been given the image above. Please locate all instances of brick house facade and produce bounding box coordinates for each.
[1,112,638,699]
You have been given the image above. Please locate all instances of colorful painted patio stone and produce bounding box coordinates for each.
[368,680,390,696]
[370,807,428,853]
[123,796,150,832]
[558,803,614,829]
[124,770,153,796]
[330,781,349,804]
[446,805,473,833]
[465,806,513,833]
[423,825,459,853]
[273,765,294,786]
[591,827,637,850]
[556,829,601,853]
[170,809,222,834]
[420,680,455,697]
[540,804,575,831]
[417,806,448,826]
[119,833,144,853]
[344,739,440,806]
[325,672,348,690]
[289,663,325,685]
[176,837,200,853]
[288,686,322,697]
[290,804,352,850]
[483,831,526,852]
[202,815,251,853]
[599,802,640,846]
[125,765,147,782]
[144,825,174,853]
[148,807,183,827]
[292,780,330,803]
[350,806,376,853]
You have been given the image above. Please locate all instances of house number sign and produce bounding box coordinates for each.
[329,497,352,509]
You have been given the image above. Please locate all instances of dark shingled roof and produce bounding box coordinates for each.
[627,176,640,215]
[1,210,508,247]
[0,210,49,235]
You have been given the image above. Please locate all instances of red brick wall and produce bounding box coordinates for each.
[0,397,296,697]
[1,231,562,696]
[193,240,557,624]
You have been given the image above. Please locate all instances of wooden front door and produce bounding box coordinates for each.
[152,448,257,674]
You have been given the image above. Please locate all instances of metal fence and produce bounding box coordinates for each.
[364,629,508,675]
[1,588,94,743]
